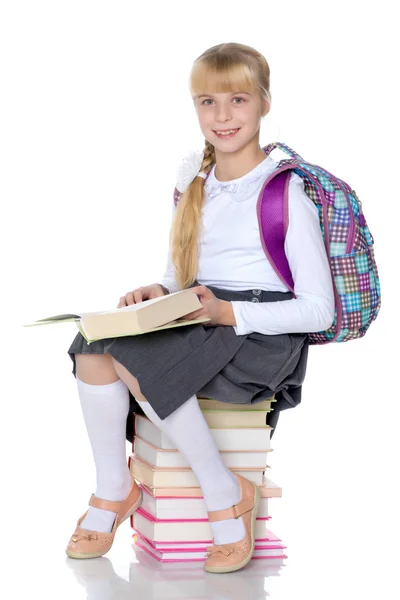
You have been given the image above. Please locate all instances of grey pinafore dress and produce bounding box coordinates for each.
[67,281,309,443]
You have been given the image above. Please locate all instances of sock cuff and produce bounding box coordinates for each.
[76,376,127,394]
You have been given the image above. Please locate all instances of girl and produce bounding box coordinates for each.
[66,42,335,573]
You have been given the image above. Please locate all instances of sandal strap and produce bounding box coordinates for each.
[89,494,122,513]
[207,496,254,522]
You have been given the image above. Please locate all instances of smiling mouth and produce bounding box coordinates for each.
[213,128,241,137]
[213,128,240,133]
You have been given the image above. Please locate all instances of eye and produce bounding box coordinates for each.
[201,97,245,106]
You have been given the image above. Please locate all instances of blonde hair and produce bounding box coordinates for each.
[170,42,272,290]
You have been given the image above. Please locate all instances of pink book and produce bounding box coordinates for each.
[131,543,287,580]
[134,532,288,563]
[134,529,282,551]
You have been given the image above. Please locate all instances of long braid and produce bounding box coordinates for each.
[170,140,215,290]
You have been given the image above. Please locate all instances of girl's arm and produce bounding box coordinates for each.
[230,173,335,335]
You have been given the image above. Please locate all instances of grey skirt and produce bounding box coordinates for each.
[67,282,309,443]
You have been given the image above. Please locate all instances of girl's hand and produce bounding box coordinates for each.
[180,285,236,326]
[117,283,168,308]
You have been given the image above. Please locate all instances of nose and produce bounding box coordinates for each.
[215,103,232,123]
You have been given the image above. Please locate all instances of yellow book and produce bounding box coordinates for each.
[23,289,210,343]
[130,455,267,488]
[197,397,276,412]
[202,410,270,429]
[140,474,282,499]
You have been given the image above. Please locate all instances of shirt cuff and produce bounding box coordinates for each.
[158,281,179,294]
[231,301,255,336]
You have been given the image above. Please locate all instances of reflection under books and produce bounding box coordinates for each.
[66,551,284,600]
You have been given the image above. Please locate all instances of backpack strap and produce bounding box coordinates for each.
[175,162,297,294]
[258,169,295,294]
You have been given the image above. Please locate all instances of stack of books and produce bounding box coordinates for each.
[128,396,287,563]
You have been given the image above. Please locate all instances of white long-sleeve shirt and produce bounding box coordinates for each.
[159,155,335,336]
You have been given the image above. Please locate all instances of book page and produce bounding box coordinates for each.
[24,315,81,326]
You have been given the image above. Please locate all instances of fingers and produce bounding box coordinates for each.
[190,285,209,297]
[124,288,143,305]
[117,284,165,309]
[117,287,143,309]
[133,288,144,303]
[117,296,127,309]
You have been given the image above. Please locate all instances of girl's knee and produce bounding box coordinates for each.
[75,352,119,384]
[109,359,147,401]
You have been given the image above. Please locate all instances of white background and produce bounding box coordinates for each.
[1,1,399,598]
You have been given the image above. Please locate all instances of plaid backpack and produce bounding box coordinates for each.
[173,142,381,345]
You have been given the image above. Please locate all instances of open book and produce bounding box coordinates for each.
[24,289,210,343]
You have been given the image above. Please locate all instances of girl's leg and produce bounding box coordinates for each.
[74,353,133,533]
[111,360,246,546]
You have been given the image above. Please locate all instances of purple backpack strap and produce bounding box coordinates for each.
[257,169,295,294]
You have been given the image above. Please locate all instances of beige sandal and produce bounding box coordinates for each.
[66,476,142,559]
[204,474,260,574]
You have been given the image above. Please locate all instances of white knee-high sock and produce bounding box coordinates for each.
[76,377,132,533]
[136,395,246,545]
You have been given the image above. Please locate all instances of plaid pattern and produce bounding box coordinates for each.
[263,142,381,344]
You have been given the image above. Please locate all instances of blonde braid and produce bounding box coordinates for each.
[170,140,216,290]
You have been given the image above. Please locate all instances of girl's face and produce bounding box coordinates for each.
[193,90,268,152]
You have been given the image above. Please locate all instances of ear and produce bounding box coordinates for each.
[262,98,270,118]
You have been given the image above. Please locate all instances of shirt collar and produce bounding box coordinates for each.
[204,156,277,201]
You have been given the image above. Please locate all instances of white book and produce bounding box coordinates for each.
[140,485,270,520]
[134,414,271,452]
[133,508,269,543]
[133,435,271,469]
